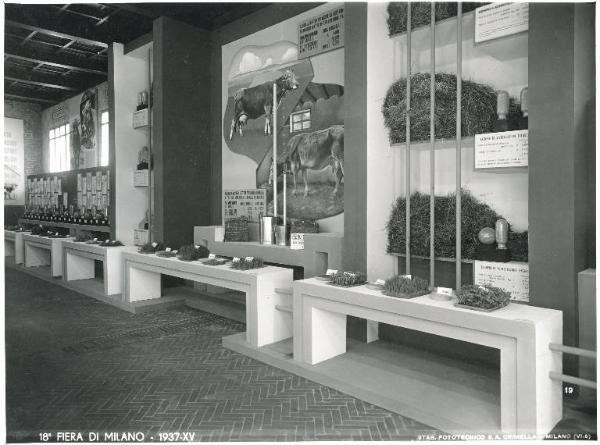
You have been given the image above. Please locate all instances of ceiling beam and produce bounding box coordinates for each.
[5,93,57,104]
[5,75,79,92]
[4,46,107,75]
[6,19,109,49]
[110,4,158,20]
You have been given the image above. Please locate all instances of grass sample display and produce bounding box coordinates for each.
[387,2,484,36]
[456,284,511,310]
[382,275,430,298]
[328,271,367,287]
[290,219,319,234]
[203,257,228,266]
[99,240,124,247]
[74,231,93,242]
[230,257,265,270]
[138,242,165,254]
[382,73,506,144]
[156,250,177,258]
[176,244,211,261]
[386,190,528,262]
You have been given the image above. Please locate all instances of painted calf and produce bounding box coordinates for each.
[229,70,299,140]
[287,125,344,197]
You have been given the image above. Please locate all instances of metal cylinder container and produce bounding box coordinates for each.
[259,216,276,245]
[275,225,287,246]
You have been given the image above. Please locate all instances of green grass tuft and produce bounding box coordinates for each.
[456,284,511,309]
[328,271,367,287]
[230,257,265,270]
[383,275,430,298]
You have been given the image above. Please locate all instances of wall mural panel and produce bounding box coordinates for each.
[222,36,345,223]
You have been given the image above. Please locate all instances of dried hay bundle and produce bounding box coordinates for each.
[382,73,507,143]
[386,190,528,262]
[387,2,484,36]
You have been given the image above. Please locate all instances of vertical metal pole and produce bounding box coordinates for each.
[429,3,436,286]
[455,4,463,289]
[405,3,412,275]
[273,82,278,219]
[147,47,153,243]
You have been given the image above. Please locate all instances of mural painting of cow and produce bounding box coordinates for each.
[286,125,344,198]
[229,69,299,140]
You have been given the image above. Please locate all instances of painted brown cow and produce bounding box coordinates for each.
[287,125,344,197]
[229,69,299,140]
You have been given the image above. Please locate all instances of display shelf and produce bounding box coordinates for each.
[391,137,528,173]
[389,251,474,264]
[225,333,500,434]
[18,218,111,233]
[292,278,563,435]
[122,251,294,347]
[389,9,477,41]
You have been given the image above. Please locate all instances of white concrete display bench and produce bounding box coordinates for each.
[194,226,343,278]
[5,230,29,264]
[22,233,74,277]
[62,240,137,296]
[122,251,294,347]
[291,279,563,436]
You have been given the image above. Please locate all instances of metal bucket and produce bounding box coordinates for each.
[259,216,277,245]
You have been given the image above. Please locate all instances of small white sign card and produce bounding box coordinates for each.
[475,3,529,43]
[475,130,528,169]
[474,260,529,302]
[290,233,304,250]
[326,269,338,276]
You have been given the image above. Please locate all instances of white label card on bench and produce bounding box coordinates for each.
[208,254,216,259]
[434,287,454,296]
[375,279,386,286]
[233,257,240,262]
[245,257,254,262]
[165,247,171,252]
[401,274,412,280]
[326,269,337,276]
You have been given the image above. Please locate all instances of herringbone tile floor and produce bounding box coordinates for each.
[6,267,438,442]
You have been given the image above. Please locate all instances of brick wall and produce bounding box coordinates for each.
[4,100,43,225]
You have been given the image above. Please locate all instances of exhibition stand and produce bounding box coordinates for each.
[225,277,563,436]
[4,229,28,265]
[22,233,73,278]
[122,251,294,347]
[194,226,343,278]
[62,240,137,296]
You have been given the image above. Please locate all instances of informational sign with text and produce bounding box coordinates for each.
[298,6,344,59]
[475,130,528,168]
[290,233,305,250]
[474,260,529,302]
[223,189,266,222]
[475,3,529,43]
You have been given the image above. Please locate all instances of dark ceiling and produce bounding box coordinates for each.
[4,2,271,108]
